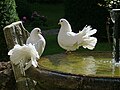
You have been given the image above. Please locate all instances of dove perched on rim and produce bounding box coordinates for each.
[26,28,46,57]
[8,43,39,70]
[58,18,97,51]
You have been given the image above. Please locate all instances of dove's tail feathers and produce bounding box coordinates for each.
[82,37,97,50]
[8,44,22,55]
[78,25,97,50]
[8,44,23,65]
[8,44,39,69]
[32,59,38,68]
[9,50,26,65]
[80,25,97,37]
[24,59,38,70]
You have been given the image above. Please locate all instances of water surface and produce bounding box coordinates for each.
[38,52,120,77]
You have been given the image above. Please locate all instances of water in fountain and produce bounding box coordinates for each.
[38,52,120,77]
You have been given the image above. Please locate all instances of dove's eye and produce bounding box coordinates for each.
[61,20,63,22]
[37,30,40,32]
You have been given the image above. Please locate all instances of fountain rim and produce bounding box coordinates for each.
[26,51,120,90]
[37,65,120,79]
[38,51,120,79]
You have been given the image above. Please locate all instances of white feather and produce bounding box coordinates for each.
[26,28,46,57]
[8,44,39,70]
[58,18,97,51]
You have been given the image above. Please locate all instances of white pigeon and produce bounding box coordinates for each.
[8,43,39,70]
[58,18,97,51]
[26,28,46,57]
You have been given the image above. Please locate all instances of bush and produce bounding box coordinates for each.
[0,0,19,61]
[27,0,64,4]
[106,0,120,9]
[64,0,109,41]
[15,0,32,19]
[30,11,48,29]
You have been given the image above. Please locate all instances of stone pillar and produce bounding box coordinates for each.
[110,9,120,62]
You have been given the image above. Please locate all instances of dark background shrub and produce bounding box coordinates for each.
[30,11,48,29]
[15,0,32,20]
[64,0,109,42]
[0,0,19,61]
[27,0,64,4]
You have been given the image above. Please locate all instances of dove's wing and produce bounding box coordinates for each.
[59,32,78,47]
[26,37,31,44]
[34,38,46,56]
[26,37,36,45]
[31,58,38,67]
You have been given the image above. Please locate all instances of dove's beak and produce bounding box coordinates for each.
[58,22,61,25]
[39,31,42,34]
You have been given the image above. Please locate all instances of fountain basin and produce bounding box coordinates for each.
[26,52,120,90]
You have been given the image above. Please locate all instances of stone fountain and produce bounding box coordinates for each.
[110,9,120,63]
[25,9,120,90]
[3,9,120,90]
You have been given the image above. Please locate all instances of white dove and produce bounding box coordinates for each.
[8,43,39,70]
[58,18,97,51]
[26,28,46,57]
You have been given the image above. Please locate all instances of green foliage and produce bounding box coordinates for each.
[0,0,19,61]
[105,0,120,9]
[64,0,109,41]
[0,0,19,28]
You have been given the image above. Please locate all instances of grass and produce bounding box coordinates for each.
[43,35,64,55]
[42,34,112,56]
[25,3,64,31]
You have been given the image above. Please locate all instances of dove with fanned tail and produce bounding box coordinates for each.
[58,18,97,51]
[8,44,39,70]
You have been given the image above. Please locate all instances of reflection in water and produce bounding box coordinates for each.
[82,56,96,75]
[39,52,120,77]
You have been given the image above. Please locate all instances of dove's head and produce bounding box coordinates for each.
[30,28,42,36]
[58,18,69,26]
[58,18,72,32]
